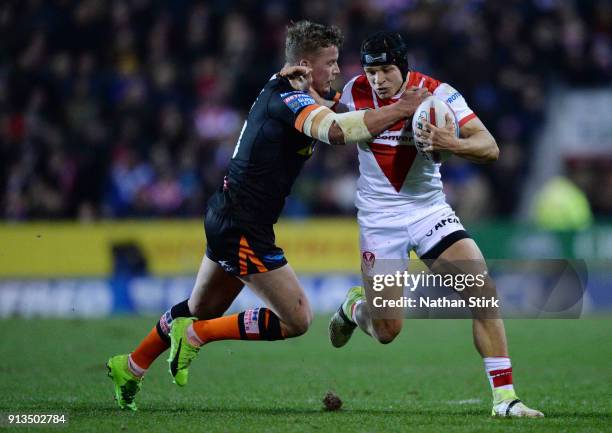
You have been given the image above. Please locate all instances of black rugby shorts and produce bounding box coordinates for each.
[204,208,288,276]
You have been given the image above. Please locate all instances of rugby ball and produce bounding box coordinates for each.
[411,95,459,163]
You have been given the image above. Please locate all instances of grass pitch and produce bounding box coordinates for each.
[1,316,610,432]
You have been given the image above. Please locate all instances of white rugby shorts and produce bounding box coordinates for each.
[358,200,469,276]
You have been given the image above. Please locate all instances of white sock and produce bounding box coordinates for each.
[127,354,146,378]
[186,323,204,347]
[484,357,516,402]
[351,299,365,324]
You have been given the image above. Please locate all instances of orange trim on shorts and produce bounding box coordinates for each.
[238,235,268,276]
[294,104,319,132]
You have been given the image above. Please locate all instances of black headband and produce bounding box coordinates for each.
[360,48,409,81]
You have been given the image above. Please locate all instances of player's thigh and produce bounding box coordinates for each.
[433,237,500,319]
[413,202,469,261]
[358,210,411,265]
[359,210,410,321]
[437,237,484,262]
[188,255,244,319]
[413,203,499,313]
[413,203,484,285]
[240,263,312,334]
[434,237,491,294]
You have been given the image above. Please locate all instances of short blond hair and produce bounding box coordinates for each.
[285,20,344,64]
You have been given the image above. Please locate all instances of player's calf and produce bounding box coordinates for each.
[168,308,288,386]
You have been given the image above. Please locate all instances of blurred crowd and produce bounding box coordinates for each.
[1,0,610,221]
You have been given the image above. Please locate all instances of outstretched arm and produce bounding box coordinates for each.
[297,87,430,146]
[280,65,430,145]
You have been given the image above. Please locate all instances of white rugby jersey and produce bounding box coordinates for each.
[339,71,477,213]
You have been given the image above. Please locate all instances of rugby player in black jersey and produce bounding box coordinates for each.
[106,20,430,410]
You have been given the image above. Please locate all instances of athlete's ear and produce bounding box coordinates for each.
[299,59,311,68]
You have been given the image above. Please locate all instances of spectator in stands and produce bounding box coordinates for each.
[1,0,610,221]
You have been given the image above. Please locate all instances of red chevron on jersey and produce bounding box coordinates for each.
[369,143,417,192]
[350,75,416,190]
[340,71,476,211]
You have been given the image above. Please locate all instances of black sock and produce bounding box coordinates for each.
[156,299,191,343]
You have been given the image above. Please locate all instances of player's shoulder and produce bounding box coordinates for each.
[266,75,295,95]
[343,74,371,94]
[267,75,313,102]
[265,76,316,114]
[340,75,373,109]
[252,75,289,112]
[408,70,466,102]
[407,70,443,93]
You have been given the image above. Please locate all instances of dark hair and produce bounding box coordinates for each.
[285,20,344,64]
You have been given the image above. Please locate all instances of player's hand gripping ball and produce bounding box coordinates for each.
[412,95,459,163]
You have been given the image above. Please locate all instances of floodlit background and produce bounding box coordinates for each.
[1,2,611,432]
[0,0,611,316]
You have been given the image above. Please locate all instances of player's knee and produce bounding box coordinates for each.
[187,297,207,318]
[463,272,497,298]
[483,277,497,294]
[188,295,223,320]
[475,278,498,301]
[372,320,402,344]
[283,309,312,337]
[288,320,310,337]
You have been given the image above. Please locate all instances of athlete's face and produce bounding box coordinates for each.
[364,64,404,99]
[301,45,340,95]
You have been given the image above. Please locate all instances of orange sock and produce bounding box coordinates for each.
[191,313,243,344]
[130,326,170,369]
[190,308,284,345]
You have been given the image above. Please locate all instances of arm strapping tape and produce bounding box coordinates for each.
[299,106,373,144]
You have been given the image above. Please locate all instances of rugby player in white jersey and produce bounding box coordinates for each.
[106,22,430,411]
[326,31,544,418]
